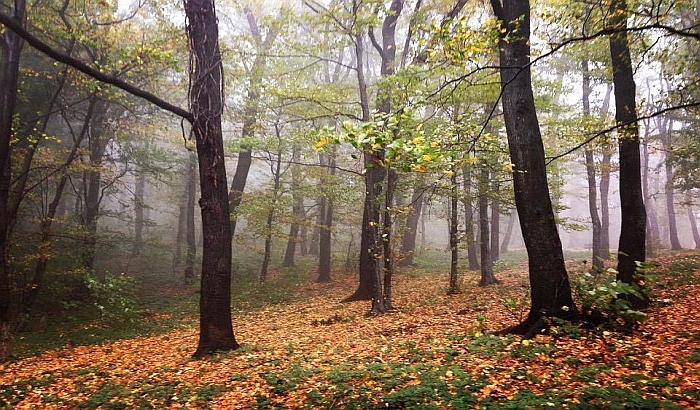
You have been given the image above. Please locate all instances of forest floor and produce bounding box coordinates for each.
[2,250,700,409]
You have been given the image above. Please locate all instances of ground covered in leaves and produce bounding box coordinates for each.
[2,251,700,409]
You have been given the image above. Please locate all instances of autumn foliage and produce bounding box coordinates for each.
[1,252,700,409]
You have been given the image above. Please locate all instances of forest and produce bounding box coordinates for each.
[0,0,699,408]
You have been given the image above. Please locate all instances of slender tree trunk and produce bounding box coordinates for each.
[582,60,604,272]
[282,148,303,267]
[599,84,613,259]
[132,166,147,257]
[308,206,321,257]
[317,153,336,282]
[345,14,374,302]
[688,205,700,249]
[608,0,648,308]
[229,6,278,239]
[464,165,479,270]
[490,182,500,263]
[448,165,460,294]
[501,210,516,254]
[399,178,424,267]
[260,147,283,283]
[185,0,238,357]
[478,165,497,286]
[664,146,682,250]
[184,153,197,283]
[81,113,107,272]
[490,0,575,331]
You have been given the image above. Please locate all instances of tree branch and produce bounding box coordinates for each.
[0,11,194,123]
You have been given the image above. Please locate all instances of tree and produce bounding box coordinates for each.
[607,0,648,308]
[184,0,239,357]
[490,0,576,334]
[0,0,27,361]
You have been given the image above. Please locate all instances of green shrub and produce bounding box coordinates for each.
[572,268,647,328]
[83,273,140,324]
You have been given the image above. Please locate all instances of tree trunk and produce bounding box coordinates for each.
[599,149,612,258]
[688,205,700,249]
[382,169,397,309]
[599,84,613,259]
[664,144,681,250]
[229,6,278,239]
[184,153,197,283]
[490,0,575,330]
[608,0,648,308]
[399,178,424,267]
[317,153,336,282]
[132,165,147,257]
[344,11,374,302]
[282,148,303,267]
[500,210,516,254]
[490,181,500,263]
[463,165,479,269]
[479,165,497,286]
[260,148,283,283]
[447,165,460,294]
[582,60,604,272]
[0,0,26,362]
[81,111,107,271]
[185,0,238,357]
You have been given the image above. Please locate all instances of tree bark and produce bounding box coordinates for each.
[260,148,283,283]
[317,153,335,282]
[463,165,479,269]
[185,0,238,357]
[490,181,500,263]
[501,210,516,254]
[490,0,575,330]
[184,153,197,283]
[0,0,26,362]
[282,148,303,267]
[448,165,460,294]
[399,179,424,267]
[688,205,700,249]
[582,60,604,272]
[345,2,375,302]
[608,0,648,308]
[479,164,497,286]
[662,120,682,250]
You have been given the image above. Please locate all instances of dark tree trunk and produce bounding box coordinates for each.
[0,0,26,362]
[599,85,613,259]
[282,148,303,267]
[600,150,612,258]
[642,139,655,257]
[317,153,336,282]
[184,153,197,283]
[582,60,604,272]
[608,0,648,308]
[479,165,497,286]
[382,169,397,309]
[490,0,575,331]
[501,210,516,254]
[490,182,500,263]
[399,179,424,267]
[185,0,238,357]
[299,224,309,256]
[689,205,700,249]
[447,166,460,294]
[463,165,479,269]
[81,109,108,272]
[344,7,374,302]
[174,199,187,274]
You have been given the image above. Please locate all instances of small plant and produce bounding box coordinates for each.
[83,273,140,324]
[572,268,647,329]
